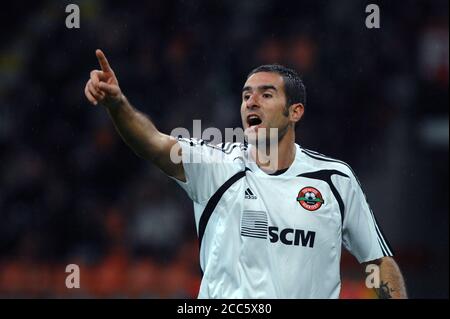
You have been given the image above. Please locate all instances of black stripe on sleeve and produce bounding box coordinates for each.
[377,237,388,257]
[370,208,394,256]
[302,149,394,256]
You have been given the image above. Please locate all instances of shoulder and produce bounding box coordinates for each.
[178,137,247,160]
[205,141,247,154]
[299,147,358,181]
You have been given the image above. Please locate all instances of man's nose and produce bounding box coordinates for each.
[246,95,260,109]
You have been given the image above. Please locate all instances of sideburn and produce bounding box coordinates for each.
[283,103,290,117]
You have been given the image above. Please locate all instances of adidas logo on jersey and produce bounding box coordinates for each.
[245,188,257,199]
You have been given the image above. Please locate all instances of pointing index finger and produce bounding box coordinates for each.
[96,49,112,72]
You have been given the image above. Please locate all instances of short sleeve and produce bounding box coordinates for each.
[341,172,394,263]
[171,138,243,204]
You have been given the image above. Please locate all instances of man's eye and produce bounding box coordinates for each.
[243,95,250,100]
[263,93,272,98]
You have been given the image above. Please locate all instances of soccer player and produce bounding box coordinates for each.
[85,49,407,298]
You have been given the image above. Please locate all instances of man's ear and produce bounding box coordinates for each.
[289,103,305,123]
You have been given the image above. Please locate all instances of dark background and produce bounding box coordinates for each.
[0,0,448,298]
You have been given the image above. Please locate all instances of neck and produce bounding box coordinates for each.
[251,128,296,174]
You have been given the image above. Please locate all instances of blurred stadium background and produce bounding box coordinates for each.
[0,0,448,298]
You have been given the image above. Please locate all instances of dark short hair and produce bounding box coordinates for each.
[247,64,306,108]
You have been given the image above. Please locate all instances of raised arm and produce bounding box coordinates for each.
[84,49,185,181]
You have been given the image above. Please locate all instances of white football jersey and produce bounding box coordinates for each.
[171,138,393,299]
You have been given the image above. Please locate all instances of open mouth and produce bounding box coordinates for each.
[247,114,262,127]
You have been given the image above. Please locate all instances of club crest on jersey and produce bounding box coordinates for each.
[297,187,324,211]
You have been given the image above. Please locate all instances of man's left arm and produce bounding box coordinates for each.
[365,256,408,299]
[339,169,407,298]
